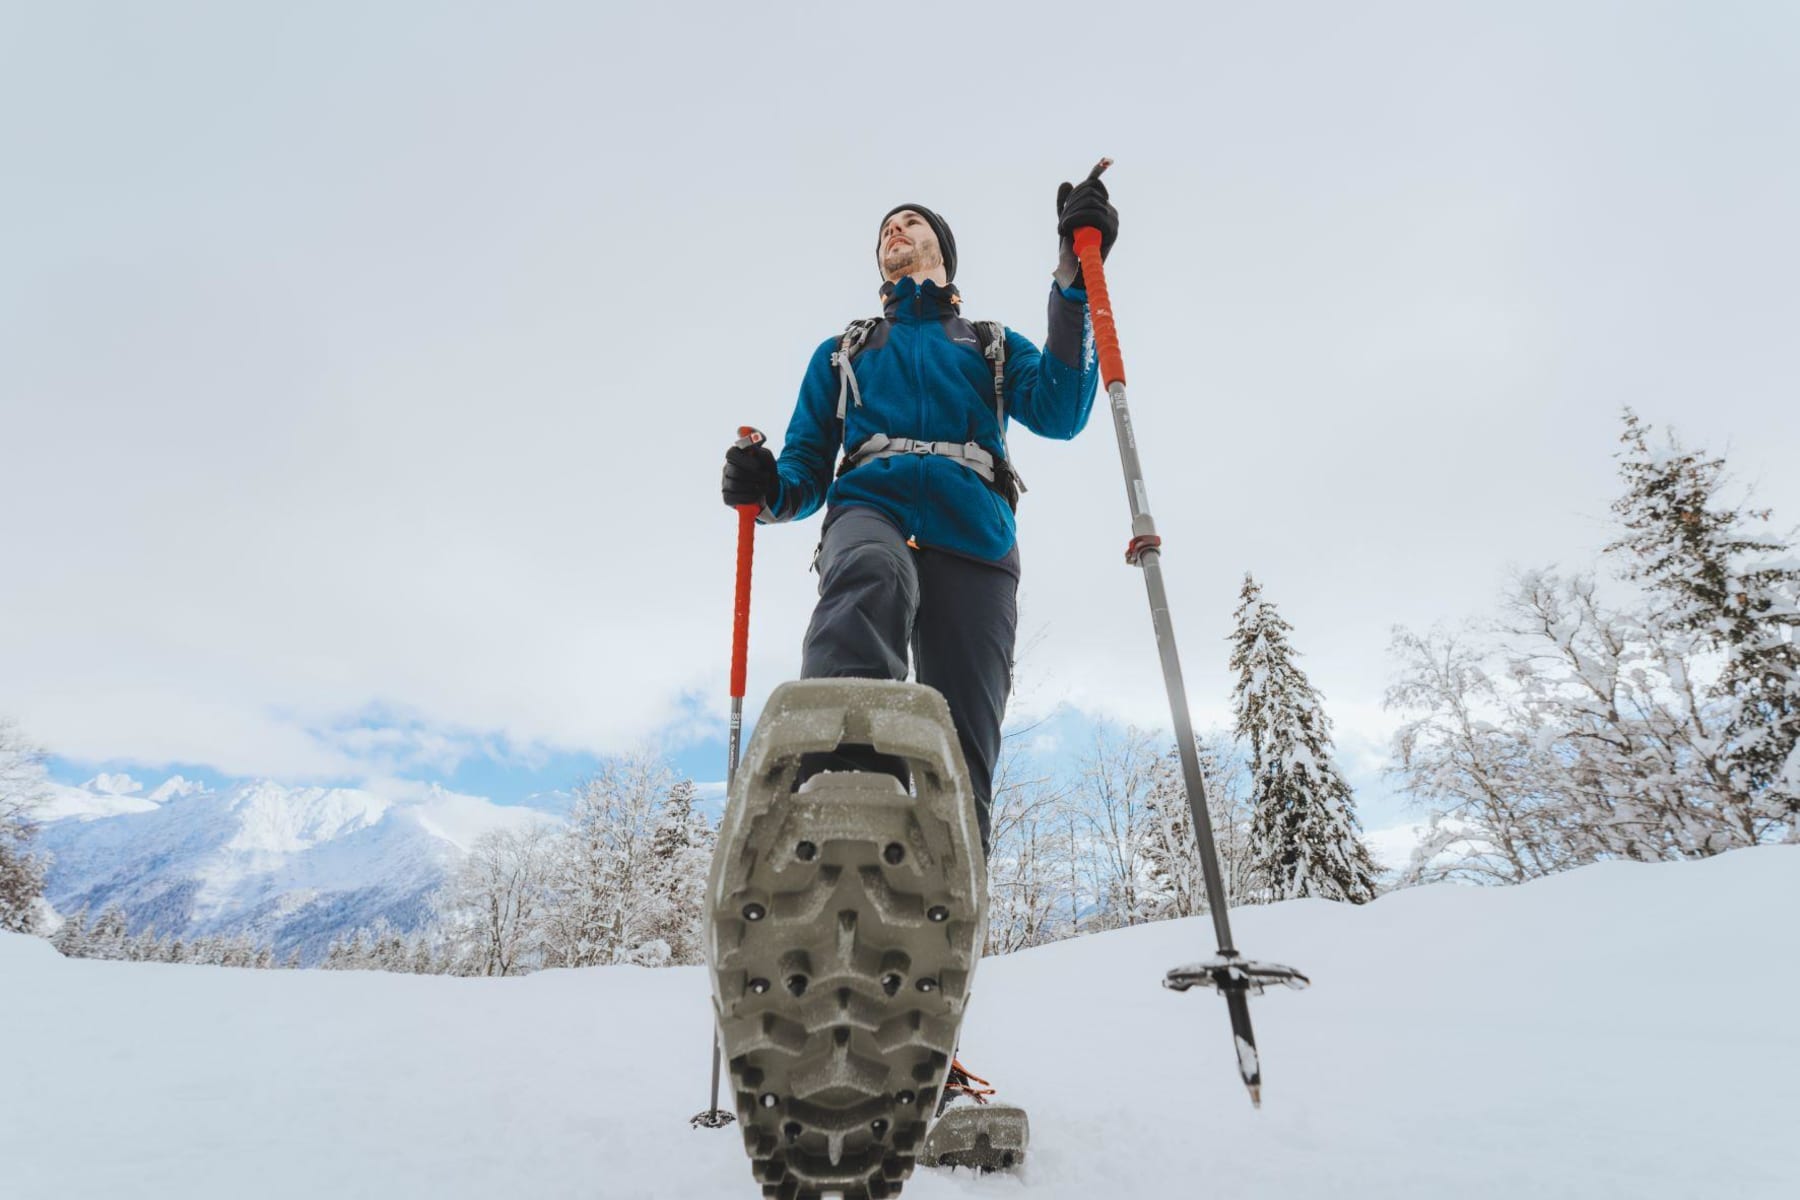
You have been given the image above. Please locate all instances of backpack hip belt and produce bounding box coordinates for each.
[838,433,1000,483]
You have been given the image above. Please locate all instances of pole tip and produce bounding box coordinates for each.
[1087,157,1114,182]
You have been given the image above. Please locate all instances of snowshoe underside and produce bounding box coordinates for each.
[706,680,987,1200]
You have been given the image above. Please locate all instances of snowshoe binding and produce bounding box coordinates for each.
[705,679,988,1200]
[920,1058,1029,1174]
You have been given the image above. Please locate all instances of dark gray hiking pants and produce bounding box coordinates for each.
[800,506,1018,857]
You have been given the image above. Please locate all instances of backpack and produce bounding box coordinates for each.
[829,317,1027,511]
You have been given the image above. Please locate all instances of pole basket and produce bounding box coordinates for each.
[690,1108,736,1130]
[1164,955,1310,997]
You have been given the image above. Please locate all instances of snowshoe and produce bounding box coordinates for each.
[920,1058,1029,1174]
[705,679,988,1200]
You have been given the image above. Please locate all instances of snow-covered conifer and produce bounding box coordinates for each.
[87,905,131,960]
[1608,410,1799,840]
[646,779,713,965]
[0,719,51,934]
[1230,574,1380,903]
[52,907,90,957]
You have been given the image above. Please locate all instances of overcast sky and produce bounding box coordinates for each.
[3,2,1797,817]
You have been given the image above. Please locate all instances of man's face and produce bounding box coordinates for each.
[879,210,942,281]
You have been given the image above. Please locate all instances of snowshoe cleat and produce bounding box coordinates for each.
[705,679,988,1200]
[920,1058,1029,1174]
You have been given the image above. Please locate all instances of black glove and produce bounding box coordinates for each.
[722,439,779,509]
[1054,177,1119,289]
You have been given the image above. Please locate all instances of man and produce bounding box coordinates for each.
[721,180,1118,851]
[716,177,1119,1171]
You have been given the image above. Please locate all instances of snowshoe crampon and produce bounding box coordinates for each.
[705,679,988,1200]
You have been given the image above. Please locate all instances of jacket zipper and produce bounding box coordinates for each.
[913,287,926,541]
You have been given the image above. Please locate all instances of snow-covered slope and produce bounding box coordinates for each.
[36,778,554,961]
[3,848,1795,1200]
[40,774,164,821]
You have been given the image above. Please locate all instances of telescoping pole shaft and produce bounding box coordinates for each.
[1072,161,1305,1107]
[693,428,765,1130]
[1070,165,1237,953]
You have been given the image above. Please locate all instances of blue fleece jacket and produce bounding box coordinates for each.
[764,276,1099,562]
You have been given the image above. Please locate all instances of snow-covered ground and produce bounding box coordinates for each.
[4,847,1796,1199]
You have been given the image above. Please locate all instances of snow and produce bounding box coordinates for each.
[4,848,1797,1198]
[408,784,557,851]
[148,775,206,803]
[83,772,143,795]
[38,779,160,822]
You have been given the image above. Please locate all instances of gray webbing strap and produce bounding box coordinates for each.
[977,320,1006,430]
[975,320,1026,497]
[842,434,999,483]
[831,319,880,421]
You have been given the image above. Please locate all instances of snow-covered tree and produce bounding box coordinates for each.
[1385,414,1800,879]
[86,905,131,960]
[1608,410,1799,841]
[51,906,90,957]
[1139,737,1257,918]
[1067,726,1160,929]
[644,780,713,965]
[539,754,686,968]
[438,824,553,977]
[1230,574,1380,904]
[0,719,52,934]
[984,743,1076,954]
[1500,569,1757,860]
[1386,624,1590,884]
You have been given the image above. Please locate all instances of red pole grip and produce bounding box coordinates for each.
[1073,226,1126,389]
[730,504,756,699]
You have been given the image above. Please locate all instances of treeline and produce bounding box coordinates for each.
[1384,411,1797,884]
[2,719,50,935]
[328,755,715,977]
[5,411,1792,974]
[981,569,1380,955]
[51,905,285,969]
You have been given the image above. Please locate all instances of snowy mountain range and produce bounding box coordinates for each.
[37,775,558,962]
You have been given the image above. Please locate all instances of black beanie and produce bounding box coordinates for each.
[876,203,957,282]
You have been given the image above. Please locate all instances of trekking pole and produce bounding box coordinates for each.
[1071,160,1308,1108]
[691,425,766,1131]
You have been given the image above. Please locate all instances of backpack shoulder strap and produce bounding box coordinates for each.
[831,318,882,421]
[972,320,1007,432]
[971,320,1027,502]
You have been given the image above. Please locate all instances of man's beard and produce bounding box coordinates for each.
[883,239,942,278]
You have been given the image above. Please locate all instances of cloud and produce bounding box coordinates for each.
[3,3,1798,784]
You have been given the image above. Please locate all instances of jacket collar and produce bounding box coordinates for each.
[880,275,962,322]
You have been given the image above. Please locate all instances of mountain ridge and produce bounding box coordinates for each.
[37,775,558,962]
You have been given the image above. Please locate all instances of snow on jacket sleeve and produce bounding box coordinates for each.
[1002,283,1099,441]
[762,336,842,524]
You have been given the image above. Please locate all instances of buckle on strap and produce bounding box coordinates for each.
[841,436,998,483]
